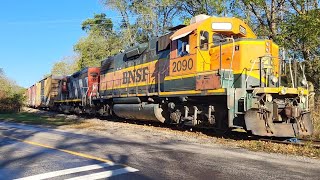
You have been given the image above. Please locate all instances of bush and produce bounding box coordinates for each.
[0,70,25,113]
[0,94,24,113]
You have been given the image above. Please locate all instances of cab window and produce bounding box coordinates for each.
[177,36,189,57]
[200,31,209,50]
[213,33,225,46]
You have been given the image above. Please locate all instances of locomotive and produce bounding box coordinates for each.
[27,15,313,137]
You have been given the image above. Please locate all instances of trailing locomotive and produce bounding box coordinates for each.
[27,15,313,137]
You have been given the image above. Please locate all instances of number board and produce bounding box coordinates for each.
[169,54,196,76]
[239,25,246,35]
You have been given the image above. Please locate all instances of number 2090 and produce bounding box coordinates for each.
[172,59,193,72]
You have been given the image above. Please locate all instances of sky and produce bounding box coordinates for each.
[0,0,120,88]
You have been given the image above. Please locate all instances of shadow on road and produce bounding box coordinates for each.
[0,123,155,179]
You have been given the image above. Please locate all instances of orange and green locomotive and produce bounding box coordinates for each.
[27,15,313,137]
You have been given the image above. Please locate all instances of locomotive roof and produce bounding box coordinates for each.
[170,16,257,40]
[170,20,203,41]
[70,67,99,78]
[71,67,88,77]
[168,24,187,31]
[36,75,64,83]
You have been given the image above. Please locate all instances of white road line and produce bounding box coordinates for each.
[66,167,139,180]
[15,162,115,180]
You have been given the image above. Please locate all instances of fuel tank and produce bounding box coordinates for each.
[113,103,166,123]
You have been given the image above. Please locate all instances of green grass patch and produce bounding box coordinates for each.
[0,112,78,126]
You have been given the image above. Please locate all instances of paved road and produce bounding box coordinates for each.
[0,121,319,180]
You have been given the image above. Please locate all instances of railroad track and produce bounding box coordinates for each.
[260,138,320,149]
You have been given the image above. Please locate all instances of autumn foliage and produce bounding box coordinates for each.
[0,70,25,113]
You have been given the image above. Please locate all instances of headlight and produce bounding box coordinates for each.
[266,94,273,102]
[301,79,307,86]
[300,90,304,95]
[300,96,306,103]
[266,47,270,53]
[280,87,287,95]
[270,75,278,84]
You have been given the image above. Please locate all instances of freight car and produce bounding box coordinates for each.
[26,75,62,109]
[27,15,313,137]
[27,85,36,107]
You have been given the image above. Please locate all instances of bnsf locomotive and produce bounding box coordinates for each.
[27,15,313,137]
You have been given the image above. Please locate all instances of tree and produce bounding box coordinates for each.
[231,0,319,89]
[81,13,113,38]
[75,34,122,69]
[51,56,79,76]
[103,0,180,46]
[231,0,286,40]
[279,9,319,60]
[103,0,136,46]
[176,0,227,19]
[103,0,233,46]
[74,14,123,69]
[129,0,180,37]
[304,57,320,90]
[231,1,319,55]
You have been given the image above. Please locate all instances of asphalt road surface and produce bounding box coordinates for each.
[0,121,319,180]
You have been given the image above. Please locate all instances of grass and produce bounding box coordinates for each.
[216,139,320,159]
[0,112,80,126]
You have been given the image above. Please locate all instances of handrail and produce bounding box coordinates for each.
[81,87,89,106]
[288,57,295,88]
[299,63,309,110]
[245,55,277,87]
[225,38,235,88]
[245,58,258,83]
[88,83,99,106]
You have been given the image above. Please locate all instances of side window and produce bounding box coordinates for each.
[177,36,189,57]
[200,31,209,50]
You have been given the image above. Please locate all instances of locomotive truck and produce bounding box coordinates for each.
[27,15,313,137]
